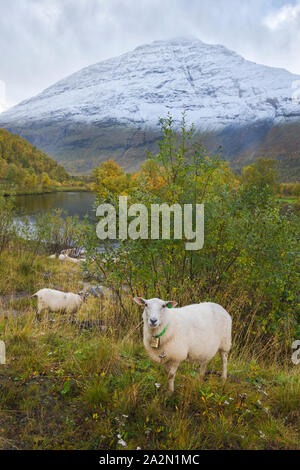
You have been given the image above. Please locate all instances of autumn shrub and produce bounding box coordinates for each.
[85,115,299,354]
[33,209,87,253]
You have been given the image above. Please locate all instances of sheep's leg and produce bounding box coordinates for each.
[220,350,228,383]
[164,361,179,393]
[36,306,43,322]
[199,361,208,382]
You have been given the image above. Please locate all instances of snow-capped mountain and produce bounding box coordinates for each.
[0,37,300,178]
[1,37,300,128]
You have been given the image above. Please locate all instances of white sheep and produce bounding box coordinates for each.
[134,297,232,392]
[65,254,86,264]
[58,253,86,264]
[32,288,85,320]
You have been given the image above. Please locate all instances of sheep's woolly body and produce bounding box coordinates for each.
[32,288,83,315]
[57,254,86,263]
[144,302,231,364]
[140,299,232,392]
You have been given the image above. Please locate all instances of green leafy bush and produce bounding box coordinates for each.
[84,114,299,350]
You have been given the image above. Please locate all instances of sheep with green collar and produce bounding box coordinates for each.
[134,297,232,393]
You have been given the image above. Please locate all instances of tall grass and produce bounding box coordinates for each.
[0,250,299,450]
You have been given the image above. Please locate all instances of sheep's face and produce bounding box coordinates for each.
[134,297,177,329]
[78,291,89,303]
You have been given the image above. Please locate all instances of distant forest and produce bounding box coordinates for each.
[0,128,71,193]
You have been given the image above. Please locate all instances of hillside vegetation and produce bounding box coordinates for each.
[0,129,88,194]
[232,122,300,182]
[4,120,300,181]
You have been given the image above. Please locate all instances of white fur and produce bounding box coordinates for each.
[32,288,83,317]
[64,255,86,264]
[135,297,232,392]
[58,253,86,263]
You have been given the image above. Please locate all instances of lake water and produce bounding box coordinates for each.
[14,191,96,222]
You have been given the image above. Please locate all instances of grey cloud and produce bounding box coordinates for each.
[0,0,299,107]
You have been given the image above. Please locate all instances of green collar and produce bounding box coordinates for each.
[153,326,167,338]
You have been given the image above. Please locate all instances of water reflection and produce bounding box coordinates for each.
[14,191,96,221]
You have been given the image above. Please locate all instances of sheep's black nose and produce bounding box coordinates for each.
[150,318,157,326]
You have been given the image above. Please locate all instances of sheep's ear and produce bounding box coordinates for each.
[133,297,146,306]
[166,301,177,308]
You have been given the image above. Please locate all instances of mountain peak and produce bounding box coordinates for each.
[0,38,299,177]
[1,37,298,130]
[144,36,203,46]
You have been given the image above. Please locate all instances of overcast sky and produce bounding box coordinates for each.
[1,0,300,111]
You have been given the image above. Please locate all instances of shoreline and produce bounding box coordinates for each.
[1,186,91,197]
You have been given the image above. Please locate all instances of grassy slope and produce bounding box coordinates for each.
[0,251,299,450]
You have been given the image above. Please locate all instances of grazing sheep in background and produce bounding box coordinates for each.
[134,297,232,393]
[58,253,86,264]
[32,288,86,320]
[64,254,86,264]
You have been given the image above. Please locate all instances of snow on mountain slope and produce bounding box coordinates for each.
[1,37,300,129]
